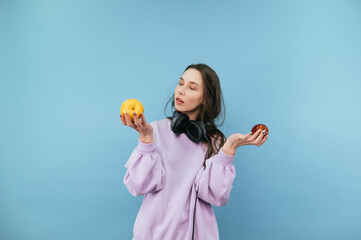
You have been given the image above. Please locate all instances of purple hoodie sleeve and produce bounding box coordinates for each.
[123,139,166,197]
[194,148,236,207]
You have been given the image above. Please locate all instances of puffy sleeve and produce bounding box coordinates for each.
[123,139,166,197]
[193,148,236,207]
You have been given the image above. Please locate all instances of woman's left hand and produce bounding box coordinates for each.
[222,129,268,156]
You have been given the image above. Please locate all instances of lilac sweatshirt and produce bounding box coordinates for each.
[123,118,236,240]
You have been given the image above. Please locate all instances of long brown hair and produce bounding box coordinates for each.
[164,63,227,168]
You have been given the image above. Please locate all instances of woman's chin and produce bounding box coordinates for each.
[175,104,183,111]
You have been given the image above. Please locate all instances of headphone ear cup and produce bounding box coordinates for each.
[171,112,189,134]
[185,121,207,143]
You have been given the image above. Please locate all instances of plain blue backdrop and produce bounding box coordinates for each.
[1,0,360,239]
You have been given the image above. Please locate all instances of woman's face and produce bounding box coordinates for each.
[174,68,204,120]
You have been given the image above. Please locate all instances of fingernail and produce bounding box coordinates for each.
[133,112,136,116]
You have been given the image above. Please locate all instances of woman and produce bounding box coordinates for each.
[120,63,268,240]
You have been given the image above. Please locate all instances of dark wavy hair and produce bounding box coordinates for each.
[164,63,227,168]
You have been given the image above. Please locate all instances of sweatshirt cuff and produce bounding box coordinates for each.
[135,139,157,155]
[215,148,236,166]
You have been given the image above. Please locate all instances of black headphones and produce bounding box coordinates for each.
[170,111,208,143]
[170,110,212,163]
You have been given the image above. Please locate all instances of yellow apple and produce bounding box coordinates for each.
[120,99,144,121]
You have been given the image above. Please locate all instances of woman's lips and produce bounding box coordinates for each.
[176,98,184,104]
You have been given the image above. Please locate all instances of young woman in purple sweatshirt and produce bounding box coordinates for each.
[120,63,268,240]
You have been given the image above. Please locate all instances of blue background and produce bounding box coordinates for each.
[1,0,360,239]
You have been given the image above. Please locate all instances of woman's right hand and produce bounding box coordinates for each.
[222,129,268,156]
[120,112,154,144]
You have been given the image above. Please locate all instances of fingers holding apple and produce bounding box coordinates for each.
[250,124,268,146]
[251,124,268,136]
[120,99,154,143]
[255,133,268,146]
[120,99,144,122]
[130,112,154,143]
[135,113,154,143]
[120,112,127,125]
[223,126,269,154]
[124,112,136,128]
[249,129,264,141]
[133,112,146,127]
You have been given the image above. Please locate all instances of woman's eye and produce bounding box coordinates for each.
[178,82,195,90]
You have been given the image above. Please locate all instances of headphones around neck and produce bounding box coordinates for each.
[170,110,212,163]
[170,111,208,143]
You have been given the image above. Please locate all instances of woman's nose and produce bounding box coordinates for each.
[178,86,186,95]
